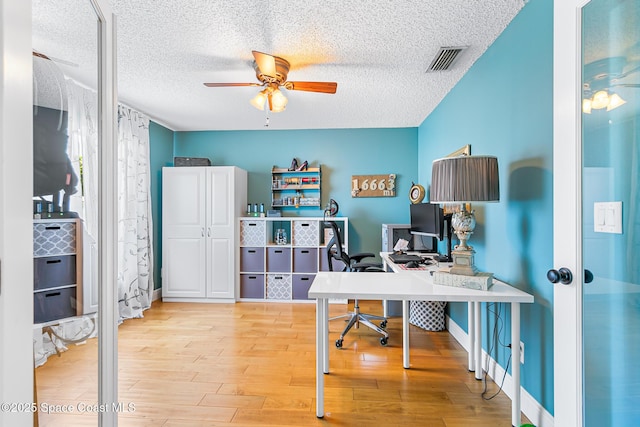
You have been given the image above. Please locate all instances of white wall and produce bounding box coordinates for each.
[0,0,36,425]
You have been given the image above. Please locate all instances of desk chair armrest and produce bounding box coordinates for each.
[350,252,376,263]
[351,261,384,272]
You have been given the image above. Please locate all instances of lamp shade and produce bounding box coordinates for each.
[430,155,500,203]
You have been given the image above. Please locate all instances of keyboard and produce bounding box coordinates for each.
[388,253,424,264]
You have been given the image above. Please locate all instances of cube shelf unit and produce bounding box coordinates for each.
[239,216,348,301]
[33,218,83,324]
[271,166,321,209]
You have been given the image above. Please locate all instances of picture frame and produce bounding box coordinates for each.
[446,144,471,158]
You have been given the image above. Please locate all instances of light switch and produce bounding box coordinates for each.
[594,201,622,234]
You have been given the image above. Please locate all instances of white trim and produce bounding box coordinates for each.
[152,287,162,301]
[92,1,118,425]
[0,1,35,425]
[553,1,586,425]
[446,315,554,427]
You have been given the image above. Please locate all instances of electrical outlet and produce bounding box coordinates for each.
[520,341,525,364]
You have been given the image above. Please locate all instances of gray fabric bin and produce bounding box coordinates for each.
[267,247,291,272]
[240,247,264,272]
[292,274,315,300]
[34,287,76,323]
[240,274,265,299]
[293,248,317,273]
[34,255,76,290]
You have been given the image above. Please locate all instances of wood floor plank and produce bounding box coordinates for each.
[35,300,531,426]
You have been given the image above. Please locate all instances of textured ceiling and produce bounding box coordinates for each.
[33,0,528,131]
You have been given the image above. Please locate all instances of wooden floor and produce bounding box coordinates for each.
[35,300,530,426]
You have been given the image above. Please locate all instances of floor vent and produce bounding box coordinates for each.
[426,46,468,72]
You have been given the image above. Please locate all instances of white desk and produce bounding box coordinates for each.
[308,262,534,426]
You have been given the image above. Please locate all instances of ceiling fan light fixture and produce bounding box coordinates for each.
[270,88,288,112]
[591,90,610,110]
[606,92,626,111]
[250,89,269,111]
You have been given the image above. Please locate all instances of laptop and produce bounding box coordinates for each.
[388,253,424,264]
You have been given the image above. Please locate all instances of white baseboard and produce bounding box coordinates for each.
[445,315,554,427]
[152,287,162,302]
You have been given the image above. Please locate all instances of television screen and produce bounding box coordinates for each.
[409,203,444,241]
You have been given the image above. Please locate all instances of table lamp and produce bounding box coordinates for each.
[430,155,499,276]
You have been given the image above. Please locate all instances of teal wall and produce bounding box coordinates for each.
[147,0,556,416]
[148,121,175,290]
[417,0,554,414]
[173,128,418,255]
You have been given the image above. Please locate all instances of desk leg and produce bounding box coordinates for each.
[402,300,410,369]
[468,302,475,372]
[382,260,390,318]
[316,298,325,418]
[474,301,482,380]
[511,302,521,427]
[322,298,329,374]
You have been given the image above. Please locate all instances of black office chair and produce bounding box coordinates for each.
[324,221,389,348]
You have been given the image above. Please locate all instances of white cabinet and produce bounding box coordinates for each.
[162,166,247,301]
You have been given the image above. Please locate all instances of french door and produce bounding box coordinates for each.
[553,0,640,425]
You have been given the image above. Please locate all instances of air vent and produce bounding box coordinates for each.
[426,46,468,72]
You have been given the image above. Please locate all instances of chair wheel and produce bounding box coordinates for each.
[380,320,387,329]
[380,337,388,346]
[335,339,343,348]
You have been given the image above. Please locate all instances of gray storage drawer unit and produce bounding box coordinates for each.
[34,255,76,290]
[33,219,82,323]
[267,247,291,272]
[292,274,315,300]
[319,253,346,272]
[34,287,77,323]
[240,274,265,299]
[293,248,317,273]
[240,247,264,272]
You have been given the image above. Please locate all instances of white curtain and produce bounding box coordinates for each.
[66,80,154,320]
[66,80,98,227]
[117,104,154,320]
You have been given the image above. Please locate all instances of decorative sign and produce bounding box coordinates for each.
[351,174,396,198]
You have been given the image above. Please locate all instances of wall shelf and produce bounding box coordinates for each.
[271,166,321,209]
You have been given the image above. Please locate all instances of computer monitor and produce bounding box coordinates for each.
[409,203,452,262]
[409,203,444,240]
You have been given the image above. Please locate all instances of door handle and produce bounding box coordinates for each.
[584,269,594,284]
[201,228,205,237]
[547,267,573,285]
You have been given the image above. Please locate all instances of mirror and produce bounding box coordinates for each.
[32,0,100,424]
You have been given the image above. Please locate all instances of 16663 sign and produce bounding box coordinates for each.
[351,174,396,197]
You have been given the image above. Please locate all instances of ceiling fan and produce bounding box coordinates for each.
[204,51,337,113]
[582,56,639,113]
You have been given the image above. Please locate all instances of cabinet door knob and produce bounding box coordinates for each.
[201,228,205,237]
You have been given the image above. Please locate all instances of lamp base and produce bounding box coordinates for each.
[450,247,478,276]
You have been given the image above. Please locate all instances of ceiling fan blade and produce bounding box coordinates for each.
[252,51,277,77]
[618,64,640,79]
[286,81,338,94]
[612,83,640,88]
[32,50,78,67]
[203,82,261,88]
